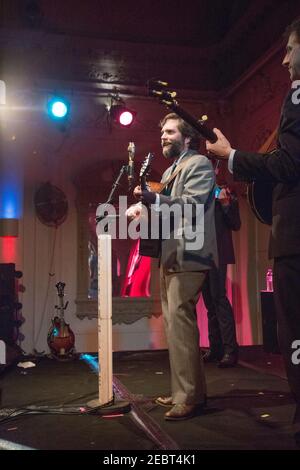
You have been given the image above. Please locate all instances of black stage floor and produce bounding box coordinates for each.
[0,347,299,450]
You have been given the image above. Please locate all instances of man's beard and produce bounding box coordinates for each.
[162,140,183,159]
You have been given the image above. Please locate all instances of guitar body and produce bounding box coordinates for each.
[139,179,162,258]
[146,181,164,193]
[247,181,274,226]
[138,154,162,258]
[139,230,161,258]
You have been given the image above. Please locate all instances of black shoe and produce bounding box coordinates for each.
[218,352,238,368]
[203,350,222,363]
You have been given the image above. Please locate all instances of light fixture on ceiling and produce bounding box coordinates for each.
[108,90,136,128]
[47,96,70,120]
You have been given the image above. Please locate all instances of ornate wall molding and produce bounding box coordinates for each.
[0,30,214,91]
[76,296,162,325]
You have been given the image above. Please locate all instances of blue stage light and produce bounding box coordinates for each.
[47,97,69,120]
[0,181,22,219]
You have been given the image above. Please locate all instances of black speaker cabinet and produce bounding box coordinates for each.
[260,291,280,353]
[0,264,17,344]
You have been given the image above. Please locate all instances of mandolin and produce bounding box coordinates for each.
[47,282,75,360]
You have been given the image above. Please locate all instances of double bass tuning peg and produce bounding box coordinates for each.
[199,115,208,123]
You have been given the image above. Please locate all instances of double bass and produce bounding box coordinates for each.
[47,282,75,360]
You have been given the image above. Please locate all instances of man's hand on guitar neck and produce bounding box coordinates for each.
[206,128,233,159]
[133,185,142,199]
[133,185,157,205]
[126,185,157,221]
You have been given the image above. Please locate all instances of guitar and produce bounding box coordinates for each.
[47,282,75,360]
[246,132,278,226]
[148,79,276,225]
[247,180,274,226]
[138,153,162,258]
[139,152,162,192]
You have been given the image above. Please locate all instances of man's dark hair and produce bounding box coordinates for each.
[284,17,300,42]
[160,113,200,150]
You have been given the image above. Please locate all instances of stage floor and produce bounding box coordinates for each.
[0,347,298,450]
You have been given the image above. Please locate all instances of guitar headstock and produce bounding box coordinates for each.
[140,153,153,180]
[147,79,177,107]
[56,282,66,297]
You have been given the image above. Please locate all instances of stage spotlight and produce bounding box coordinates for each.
[47,97,69,120]
[109,104,136,127]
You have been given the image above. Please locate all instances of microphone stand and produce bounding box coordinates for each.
[95,164,128,225]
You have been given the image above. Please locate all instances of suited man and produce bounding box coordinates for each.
[127,113,217,420]
[206,18,300,441]
[202,185,241,367]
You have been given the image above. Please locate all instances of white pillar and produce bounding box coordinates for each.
[97,234,113,405]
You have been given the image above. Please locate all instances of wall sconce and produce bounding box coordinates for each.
[0,218,19,237]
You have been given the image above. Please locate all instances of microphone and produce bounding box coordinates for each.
[127,142,135,190]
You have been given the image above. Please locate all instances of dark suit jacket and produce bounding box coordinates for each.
[215,197,241,265]
[232,86,300,259]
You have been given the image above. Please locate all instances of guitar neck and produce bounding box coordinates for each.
[139,152,154,191]
[167,102,217,143]
[140,176,147,191]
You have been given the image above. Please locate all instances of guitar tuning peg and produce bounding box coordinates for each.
[200,115,208,122]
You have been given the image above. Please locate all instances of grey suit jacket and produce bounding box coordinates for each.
[158,151,218,272]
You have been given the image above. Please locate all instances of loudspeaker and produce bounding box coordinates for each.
[0,264,22,345]
[0,263,15,297]
[260,291,280,353]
